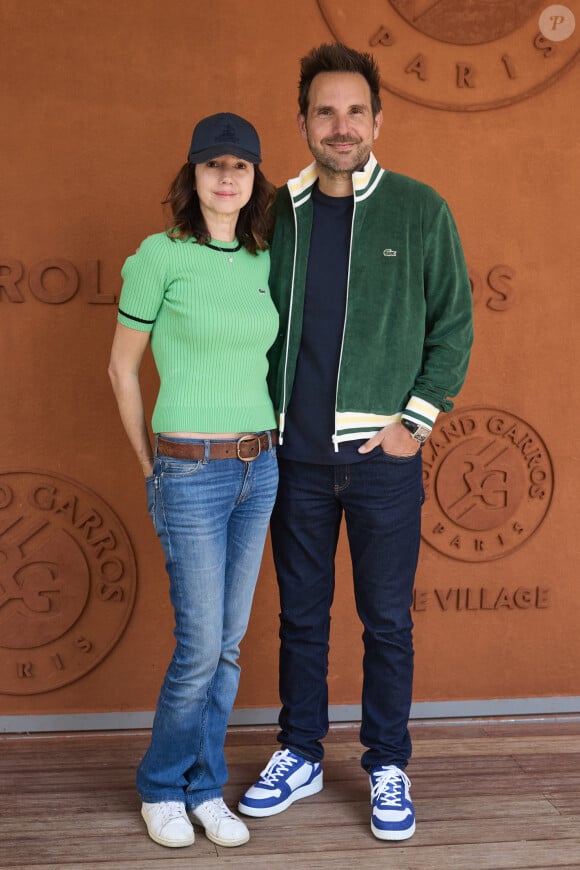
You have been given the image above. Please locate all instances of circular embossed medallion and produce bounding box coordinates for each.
[390,0,545,45]
[317,0,579,110]
[421,408,553,561]
[0,471,137,694]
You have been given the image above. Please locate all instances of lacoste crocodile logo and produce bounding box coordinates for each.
[383,248,397,257]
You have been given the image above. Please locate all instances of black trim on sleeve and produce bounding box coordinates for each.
[118,308,155,325]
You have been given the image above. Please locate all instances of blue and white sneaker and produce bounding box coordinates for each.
[238,749,323,817]
[370,765,416,840]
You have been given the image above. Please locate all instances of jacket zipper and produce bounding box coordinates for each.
[331,192,357,452]
[278,185,300,446]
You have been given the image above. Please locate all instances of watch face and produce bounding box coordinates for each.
[403,419,430,440]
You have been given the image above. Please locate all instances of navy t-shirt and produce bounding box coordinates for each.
[279,184,380,465]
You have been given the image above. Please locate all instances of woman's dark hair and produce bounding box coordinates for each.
[163,162,276,253]
[298,43,382,117]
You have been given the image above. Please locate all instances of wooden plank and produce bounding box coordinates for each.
[21,839,580,870]
[1,719,580,870]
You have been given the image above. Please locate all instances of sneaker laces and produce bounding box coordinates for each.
[258,749,299,785]
[371,766,411,808]
[200,798,237,822]
[155,801,188,822]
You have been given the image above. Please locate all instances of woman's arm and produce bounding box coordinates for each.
[108,322,155,477]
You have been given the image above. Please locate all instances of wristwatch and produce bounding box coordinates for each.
[401,418,431,445]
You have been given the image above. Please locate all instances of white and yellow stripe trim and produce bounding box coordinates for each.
[402,396,440,428]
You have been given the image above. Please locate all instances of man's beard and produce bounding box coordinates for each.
[307,135,372,176]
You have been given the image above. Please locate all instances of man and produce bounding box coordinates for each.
[238,43,473,841]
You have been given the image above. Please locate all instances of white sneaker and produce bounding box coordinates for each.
[141,801,195,847]
[190,797,250,847]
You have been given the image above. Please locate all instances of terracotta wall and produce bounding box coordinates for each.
[1,0,578,718]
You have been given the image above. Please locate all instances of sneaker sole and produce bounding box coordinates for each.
[238,771,323,818]
[188,808,250,848]
[203,828,250,848]
[141,810,195,849]
[141,810,195,848]
[371,819,416,841]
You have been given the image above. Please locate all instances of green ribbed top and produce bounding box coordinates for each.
[118,232,278,434]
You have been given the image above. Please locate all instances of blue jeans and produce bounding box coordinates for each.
[137,436,278,808]
[270,452,424,772]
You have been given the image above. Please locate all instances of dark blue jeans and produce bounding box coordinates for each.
[270,451,424,772]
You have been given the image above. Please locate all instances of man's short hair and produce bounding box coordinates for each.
[298,43,382,117]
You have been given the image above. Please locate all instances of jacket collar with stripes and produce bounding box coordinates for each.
[286,153,385,207]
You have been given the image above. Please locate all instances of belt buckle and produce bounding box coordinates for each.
[236,434,261,462]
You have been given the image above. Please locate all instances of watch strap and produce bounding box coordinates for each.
[401,418,431,444]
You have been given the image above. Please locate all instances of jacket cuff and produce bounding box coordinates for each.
[402,396,440,430]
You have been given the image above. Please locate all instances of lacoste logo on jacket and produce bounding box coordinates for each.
[383,248,397,257]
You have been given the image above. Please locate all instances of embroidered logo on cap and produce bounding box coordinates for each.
[216,123,239,145]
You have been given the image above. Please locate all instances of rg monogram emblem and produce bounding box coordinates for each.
[421,408,554,561]
[0,471,136,694]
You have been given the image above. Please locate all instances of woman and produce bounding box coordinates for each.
[108,113,279,850]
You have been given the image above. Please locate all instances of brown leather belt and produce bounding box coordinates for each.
[157,431,278,463]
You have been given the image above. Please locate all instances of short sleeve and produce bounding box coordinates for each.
[117,234,168,332]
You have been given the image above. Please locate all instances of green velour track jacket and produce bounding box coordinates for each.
[267,154,474,451]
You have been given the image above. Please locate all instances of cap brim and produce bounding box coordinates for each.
[188,144,261,164]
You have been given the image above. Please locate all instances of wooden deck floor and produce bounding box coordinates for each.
[1,717,579,869]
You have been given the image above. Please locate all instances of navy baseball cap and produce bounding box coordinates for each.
[188,112,261,164]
